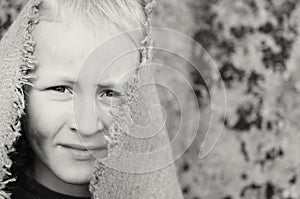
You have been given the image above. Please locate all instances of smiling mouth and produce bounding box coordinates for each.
[59,144,107,160]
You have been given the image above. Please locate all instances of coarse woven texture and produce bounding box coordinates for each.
[0,0,183,198]
[90,65,184,199]
[0,0,40,198]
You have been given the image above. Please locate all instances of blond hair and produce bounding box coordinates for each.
[39,0,146,36]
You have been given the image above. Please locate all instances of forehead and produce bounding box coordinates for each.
[31,21,140,85]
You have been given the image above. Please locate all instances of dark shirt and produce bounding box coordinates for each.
[10,170,91,199]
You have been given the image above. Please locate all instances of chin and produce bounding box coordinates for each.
[56,166,93,184]
[47,158,95,185]
[33,148,98,186]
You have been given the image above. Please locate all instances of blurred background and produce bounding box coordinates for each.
[1,0,300,198]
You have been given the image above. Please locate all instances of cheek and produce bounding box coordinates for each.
[27,89,71,124]
[23,108,51,157]
[24,90,71,148]
[95,104,114,127]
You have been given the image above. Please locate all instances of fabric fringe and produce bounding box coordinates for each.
[0,1,40,199]
[88,1,157,198]
[140,0,156,66]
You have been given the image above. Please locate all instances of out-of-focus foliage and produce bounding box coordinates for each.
[0,0,28,37]
[154,0,300,199]
[1,0,300,199]
[192,1,300,198]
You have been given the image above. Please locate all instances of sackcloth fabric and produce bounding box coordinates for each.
[0,0,184,198]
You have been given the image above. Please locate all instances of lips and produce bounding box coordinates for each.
[60,143,106,151]
[59,143,107,160]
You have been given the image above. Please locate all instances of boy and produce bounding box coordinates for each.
[0,0,184,198]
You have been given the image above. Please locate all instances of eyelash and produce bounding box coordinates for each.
[47,86,73,94]
[98,90,121,98]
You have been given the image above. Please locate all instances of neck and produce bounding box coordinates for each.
[31,158,91,198]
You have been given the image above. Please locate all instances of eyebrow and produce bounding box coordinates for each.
[65,80,119,88]
[97,81,118,88]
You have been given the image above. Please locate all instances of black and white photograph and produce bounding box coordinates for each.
[0,0,299,199]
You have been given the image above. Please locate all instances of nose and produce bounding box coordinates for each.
[71,95,107,136]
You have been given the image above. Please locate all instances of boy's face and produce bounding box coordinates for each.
[24,20,139,192]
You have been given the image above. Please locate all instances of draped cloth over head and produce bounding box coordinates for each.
[0,0,184,198]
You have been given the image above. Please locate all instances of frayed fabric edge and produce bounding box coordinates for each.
[0,1,41,199]
[88,0,156,198]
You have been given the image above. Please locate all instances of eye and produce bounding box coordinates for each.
[47,86,73,94]
[98,90,120,98]
[97,89,123,107]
